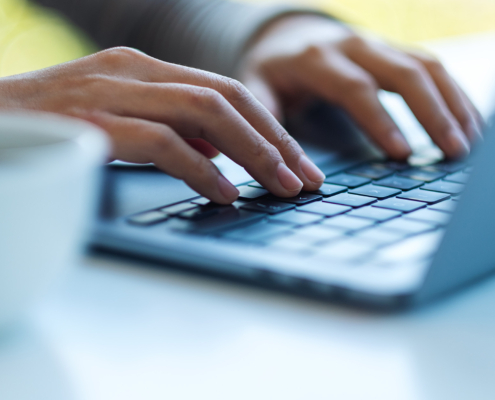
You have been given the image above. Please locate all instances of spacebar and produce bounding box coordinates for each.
[167,208,266,234]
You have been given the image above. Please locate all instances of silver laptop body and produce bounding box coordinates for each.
[92,101,495,309]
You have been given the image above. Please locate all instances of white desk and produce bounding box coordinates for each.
[3,32,495,400]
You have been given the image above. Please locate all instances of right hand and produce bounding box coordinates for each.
[0,47,325,204]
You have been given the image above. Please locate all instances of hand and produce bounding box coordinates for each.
[239,15,483,160]
[0,48,326,203]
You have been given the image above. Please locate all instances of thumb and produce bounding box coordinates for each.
[243,75,284,123]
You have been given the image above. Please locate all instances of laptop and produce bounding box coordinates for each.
[91,97,495,309]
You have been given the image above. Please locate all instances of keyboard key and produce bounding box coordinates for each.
[325,173,370,188]
[165,207,265,234]
[128,211,168,226]
[269,210,324,226]
[347,163,394,179]
[309,183,347,197]
[422,181,464,195]
[374,176,423,190]
[444,171,469,184]
[238,186,269,199]
[348,185,401,199]
[321,215,376,232]
[240,200,295,214]
[247,181,264,188]
[297,202,351,217]
[399,167,447,182]
[297,225,344,242]
[348,206,402,222]
[373,198,426,213]
[324,193,376,208]
[191,197,213,206]
[179,207,222,220]
[379,161,411,171]
[160,203,198,215]
[268,193,322,205]
[223,221,290,242]
[397,189,450,204]
[353,227,407,246]
[404,208,451,225]
[434,160,468,173]
[429,200,457,213]
[380,218,436,235]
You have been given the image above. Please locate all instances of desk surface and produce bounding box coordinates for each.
[3,32,495,400]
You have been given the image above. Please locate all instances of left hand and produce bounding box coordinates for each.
[238,14,483,160]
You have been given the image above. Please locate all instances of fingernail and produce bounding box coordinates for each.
[217,175,239,201]
[390,131,411,159]
[447,129,470,158]
[277,163,303,192]
[299,155,325,184]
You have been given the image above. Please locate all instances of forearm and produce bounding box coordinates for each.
[32,0,318,77]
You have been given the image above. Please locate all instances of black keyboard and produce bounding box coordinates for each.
[126,160,469,265]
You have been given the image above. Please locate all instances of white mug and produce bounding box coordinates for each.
[0,112,109,327]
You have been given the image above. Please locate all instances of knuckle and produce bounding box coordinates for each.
[189,87,226,113]
[341,33,368,50]
[340,75,377,96]
[148,130,174,154]
[421,57,445,75]
[97,47,144,66]
[252,137,279,162]
[395,60,428,81]
[190,153,211,177]
[298,44,327,61]
[277,131,299,155]
[222,78,251,103]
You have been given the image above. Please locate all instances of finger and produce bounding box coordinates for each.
[184,138,220,159]
[101,80,304,197]
[166,69,326,190]
[345,41,470,158]
[102,48,325,189]
[406,50,483,142]
[292,50,412,159]
[455,83,486,134]
[456,84,485,130]
[87,113,239,204]
[242,73,284,122]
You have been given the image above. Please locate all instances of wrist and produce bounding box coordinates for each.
[0,76,25,108]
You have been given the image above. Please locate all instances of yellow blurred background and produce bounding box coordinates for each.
[0,0,494,77]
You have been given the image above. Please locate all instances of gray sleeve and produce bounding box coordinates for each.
[33,0,325,78]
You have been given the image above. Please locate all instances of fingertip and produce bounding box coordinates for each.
[299,155,325,190]
[299,155,325,182]
[276,163,303,195]
[216,175,239,204]
[389,131,412,160]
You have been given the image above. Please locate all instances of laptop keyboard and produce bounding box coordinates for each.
[126,160,470,265]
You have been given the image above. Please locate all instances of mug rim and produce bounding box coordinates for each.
[0,110,110,168]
